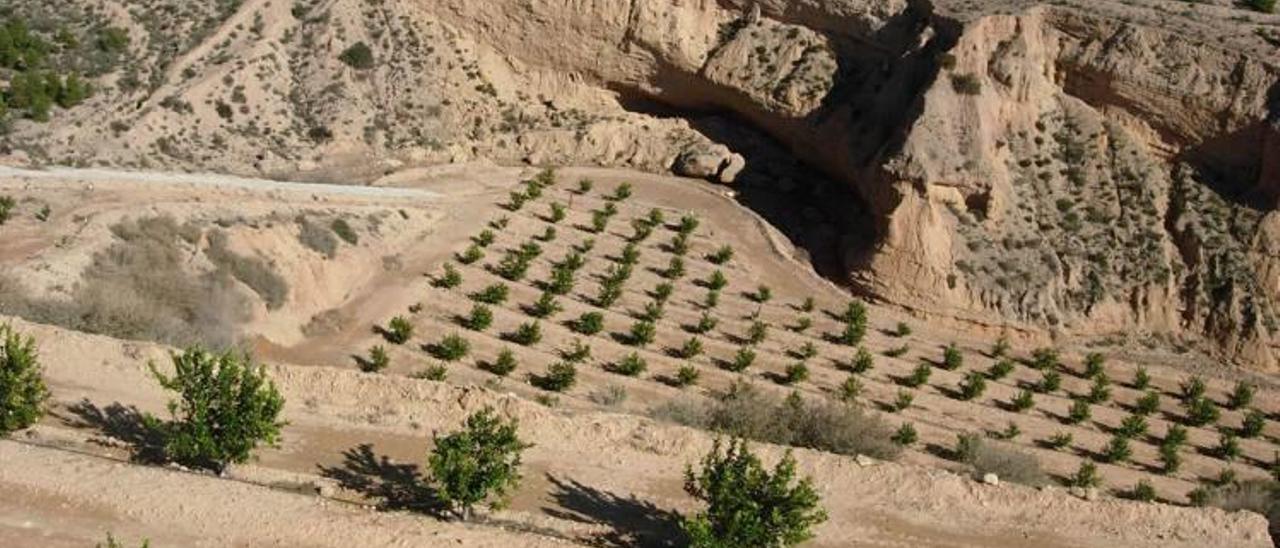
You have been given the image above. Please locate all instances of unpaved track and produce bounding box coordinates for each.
[0,165,442,198]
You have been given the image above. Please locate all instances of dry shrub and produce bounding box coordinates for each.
[297,217,338,258]
[954,433,1048,486]
[206,229,289,310]
[1207,480,1279,520]
[0,216,249,348]
[650,381,901,460]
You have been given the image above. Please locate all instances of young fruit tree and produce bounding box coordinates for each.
[0,324,48,436]
[428,406,531,521]
[146,348,285,474]
[682,438,827,547]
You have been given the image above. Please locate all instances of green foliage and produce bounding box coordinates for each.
[791,316,812,333]
[902,363,931,387]
[678,337,705,359]
[610,183,633,201]
[675,364,701,388]
[987,359,1014,380]
[417,364,448,381]
[849,347,874,374]
[462,304,494,331]
[681,439,827,548]
[1228,381,1255,410]
[628,320,657,347]
[571,312,605,335]
[385,316,414,344]
[941,343,963,370]
[330,218,358,245]
[1045,431,1073,450]
[611,352,647,376]
[1066,399,1091,425]
[1102,434,1132,463]
[486,348,518,377]
[1217,433,1241,461]
[471,283,509,305]
[363,345,390,373]
[1037,370,1062,393]
[1179,375,1207,401]
[576,178,594,194]
[677,214,700,235]
[708,245,734,265]
[1158,442,1182,475]
[97,533,150,548]
[1116,414,1147,438]
[533,362,576,392]
[338,42,375,70]
[1085,374,1111,404]
[458,244,484,265]
[1029,347,1058,370]
[664,257,686,280]
[434,263,463,289]
[892,390,914,412]
[1083,353,1105,378]
[703,289,721,309]
[692,311,719,334]
[893,322,912,337]
[746,321,768,345]
[958,370,987,400]
[990,335,1010,358]
[1131,366,1151,390]
[1128,480,1157,503]
[0,195,13,225]
[892,423,918,446]
[508,321,542,346]
[548,202,567,223]
[0,323,47,435]
[1068,461,1101,489]
[839,376,863,402]
[727,347,756,372]
[147,348,284,473]
[1240,409,1267,439]
[472,229,496,247]
[527,292,562,319]
[705,270,728,291]
[780,362,809,385]
[433,334,471,361]
[428,407,530,520]
[561,339,592,363]
[1183,396,1220,427]
[1009,390,1035,413]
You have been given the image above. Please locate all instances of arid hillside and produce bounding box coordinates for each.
[0,0,1276,370]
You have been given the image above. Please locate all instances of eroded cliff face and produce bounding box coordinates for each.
[426,0,1279,367]
[7,0,1276,367]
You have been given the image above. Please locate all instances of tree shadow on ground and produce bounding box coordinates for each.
[66,399,166,464]
[318,443,444,515]
[542,474,683,547]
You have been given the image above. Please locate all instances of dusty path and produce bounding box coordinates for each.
[0,165,442,198]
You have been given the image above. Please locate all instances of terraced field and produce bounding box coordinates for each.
[380,169,1280,505]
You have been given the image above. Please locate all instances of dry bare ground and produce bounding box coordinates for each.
[0,166,1274,547]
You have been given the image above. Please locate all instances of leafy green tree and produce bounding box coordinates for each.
[147,348,285,474]
[728,347,756,372]
[781,362,809,385]
[1009,390,1035,412]
[1029,347,1058,370]
[675,364,701,387]
[1183,396,1220,427]
[1131,367,1151,390]
[681,439,826,548]
[528,292,562,319]
[849,347,874,374]
[902,363,931,387]
[1102,434,1131,463]
[434,263,463,288]
[508,321,542,346]
[1082,352,1105,378]
[471,283,509,305]
[1037,370,1062,393]
[1066,399,1091,425]
[0,195,14,225]
[746,321,768,345]
[678,337,705,359]
[1068,461,1101,488]
[1240,409,1267,439]
[629,320,657,347]
[0,323,47,435]
[708,245,734,265]
[987,359,1014,380]
[1228,381,1255,410]
[1134,390,1160,416]
[561,339,592,363]
[428,407,530,521]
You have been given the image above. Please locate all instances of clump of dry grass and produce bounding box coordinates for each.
[0,216,269,348]
[952,433,1048,486]
[650,381,901,460]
